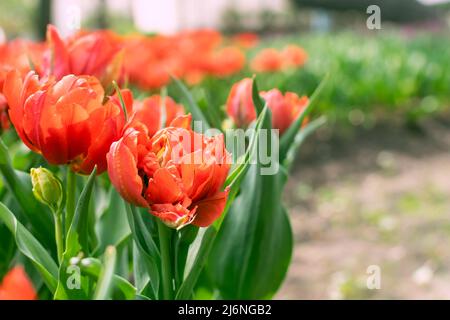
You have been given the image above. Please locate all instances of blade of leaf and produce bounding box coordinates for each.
[251,76,265,115]
[171,76,211,132]
[80,257,136,300]
[93,246,117,300]
[0,139,54,247]
[126,203,161,298]
[0,202,58,292]
[283,116,327,171]
[279,74,329,159]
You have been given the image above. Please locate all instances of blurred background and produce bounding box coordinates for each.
[1,0,450,299]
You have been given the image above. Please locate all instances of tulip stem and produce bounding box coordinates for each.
[65,169,76,232]
[53,211,64,264]
[157,220,173,300]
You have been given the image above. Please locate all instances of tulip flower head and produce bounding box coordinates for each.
[127,95,185,137]
[44,25,123,87]
[0,266,36,300]
[107,115,231,229]
[3,70,131,174]
[250,48,283,73]
[260,89,309,135]
[226,78,309,135]
[226,78,256,128]
[281,45,308,68]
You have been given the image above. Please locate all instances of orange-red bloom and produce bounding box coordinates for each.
[226,78,256,128]
[250,48,283,73]
[107,115,231,229]
[232,32,259,49]
[43,25,123,87]
[0,266,36,300]
[260,89,309,135]
[122,29,245,89]
[3,70,131,174]
[127,95,185,137]
[226,78,309,134]
[251,45,308,73]
[281,45,308,68]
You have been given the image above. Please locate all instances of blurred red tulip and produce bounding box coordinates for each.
[232,32,260,48]
[107,115,231,229]
[226,79,309,134]
[250,48,283,73]
[127,95,185,137]
[0,266,36,300]
[3,70,131,174]
[260,89,309,135]
[207,46,245,78]
[281,45,308,68]
[43,25,123,87]
[226,78,256,128]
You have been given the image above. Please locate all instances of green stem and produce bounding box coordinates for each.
[53,212,64,264]
[157,220,173,300]
[65,169,76,232]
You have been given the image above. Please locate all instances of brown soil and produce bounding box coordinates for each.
[278,117,450,299]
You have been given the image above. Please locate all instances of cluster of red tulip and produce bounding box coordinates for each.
[0,24,314,300]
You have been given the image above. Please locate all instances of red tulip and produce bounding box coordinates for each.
[226,78,256,128]
[226,79,309,134]
[250,48,283,73]
[260,89,309,135]
[44,25,123,87]
[232,32,259,49]
[0,266,36,300]
[3,70,131,174]
[281,45,308,68]
[107,115,231,229]
[127,95,184,137]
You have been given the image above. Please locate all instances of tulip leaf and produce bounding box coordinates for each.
[0,202,58,292]
[69,167,97,255]
[251,77,265,115]
[279,74,329,160]
[54,167,97,300]
[97,188,131,252]
[93,246,117,300]
[283,116,327,172]
[208,164,292,299]
[171,76,211,132]
[80,257,136,300]
[208,100,292,299]
[126,203,161,298]
[176,106,270,300]
[0,139,54,248]
[0,222,15,277]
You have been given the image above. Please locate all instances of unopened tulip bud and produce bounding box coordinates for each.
[30,167,63,213]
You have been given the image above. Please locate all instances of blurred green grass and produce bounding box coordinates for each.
[184,30,450,129]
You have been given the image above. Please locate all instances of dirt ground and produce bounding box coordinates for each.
[278,117,450,299]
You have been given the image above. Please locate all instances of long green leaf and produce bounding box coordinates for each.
[93,246,117,300]
[126,204,161,298]
[0,139,54,247]
[171,76,211,132]
[80,257,136,300]
[0,202,58,292]
[283,116,327,171]
[54,167,97,300]
[279,74,329,160]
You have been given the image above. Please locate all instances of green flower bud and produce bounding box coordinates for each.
[30,167,63,213]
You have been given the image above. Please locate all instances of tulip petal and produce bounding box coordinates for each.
[107,129,148,207]
[192,187,229,227]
